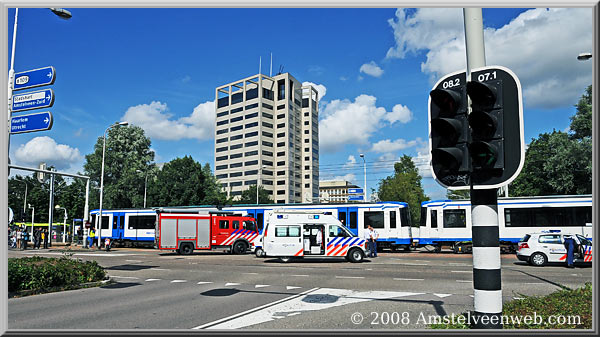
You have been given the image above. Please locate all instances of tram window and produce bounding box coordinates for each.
[420,208,427,227]
[113,217,118,229]
[504,208,531,227]
[364,211,384,229]
[505,207,591,227]
[443,209,466,228]
[119,216,125,229]
[257,213,264,232]
[338,211,347,226]
[129,215,156,230]
[349,212,357,229]
[400,208,411,227]
[430,210,438,228]
[100,216,110,229]
[389,211,397,229]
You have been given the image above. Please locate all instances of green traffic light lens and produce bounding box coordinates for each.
[470,141,498,168]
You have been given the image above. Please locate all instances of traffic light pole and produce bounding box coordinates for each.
[464,8,502,329]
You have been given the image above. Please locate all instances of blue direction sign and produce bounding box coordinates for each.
[348,188,363,194]
[12,89,54,112]
[10,111,53,134]
[347,195,364,201]
[13,66,56,91]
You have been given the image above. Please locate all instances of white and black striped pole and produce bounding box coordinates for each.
[464,8,502,329]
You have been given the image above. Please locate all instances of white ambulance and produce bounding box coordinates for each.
[261,209,370,263]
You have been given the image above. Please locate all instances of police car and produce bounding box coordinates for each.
[516,230,592,267]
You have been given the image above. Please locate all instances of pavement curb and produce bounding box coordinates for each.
[8,276,113,299]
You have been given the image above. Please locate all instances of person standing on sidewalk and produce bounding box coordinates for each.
[42,229,49,249]
[16,228,22,250]
[88,227,96,249]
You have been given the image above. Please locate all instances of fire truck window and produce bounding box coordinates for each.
[243,221,256,231]
[232,220,240,229]
[219,220,229,229]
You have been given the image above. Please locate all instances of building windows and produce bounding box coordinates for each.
[277,114,286,119]
[216,146,228,152]
[277,191,285,195]
[277,80,285,100]
[262,131,273,138]
[277,104,286,110]
[245,112,258,119]
[277,132,285,138]
[304,156,309,161]
[230,162,243,168]
[305,166,310,170]
[245,150,258,156]
[216,155,228,161]
[231,116,243,123]
[216,165,228,170]
[231,125,243,132]
[245,160,258,166]
[245,103,258,110]
[262,141,273,147]
[262,112,273,119]
[245,180,257,185]
[245,170,258,175]
[304,148,309,152]
[277,171,285,176]
[216,128,228,135]
[217,111,229,118]
[230,134,243,141]
[216,120,228,126]
[277,180,286,185]
[277,161,285,166]
[304,121,309,125]
[277,151,286,157]
[230,153,242,159]
[216,174,228,179]
[304,174,310,179]
[245,141,258,147]
[304,139,309,143]
[231,107,243,114]
[230,144,243,150]
[216,137,228,144]
[262,150,273,156]
[305,184,310,188]
[245,131,258,138]
[304,130,309,134]
[277,123,285,128]
[230,181,242,187]
[245,122,258,128]
[263,88,274,101]
[277,142,285,147]
[230,172,242,177]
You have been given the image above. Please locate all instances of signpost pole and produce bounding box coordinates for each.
[464,8,502,329]
[47,168,55,247]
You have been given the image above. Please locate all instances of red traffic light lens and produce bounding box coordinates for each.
[430,89,461,115]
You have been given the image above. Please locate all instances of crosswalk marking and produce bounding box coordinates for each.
[171,280,187,283]
[197,281,213,285]
[225,283,240,286]
[255,285,270,288]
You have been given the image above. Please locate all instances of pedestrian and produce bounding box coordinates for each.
[16,228,22,250]
[42,229,49,249]
[10,230,17,248]
[563,235,576,268]
[35,228,42,249]
[364,225,379,257]
[88,227,96,249]
[22,228,29,250]
[77,228,83,245]
[32,228,38,249]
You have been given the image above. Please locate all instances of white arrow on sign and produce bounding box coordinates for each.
[44,117,50,124]
[47,71,52,78]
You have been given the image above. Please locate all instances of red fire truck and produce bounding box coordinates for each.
[155,208,259,255]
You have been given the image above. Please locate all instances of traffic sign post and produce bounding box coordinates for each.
[347,195,364,201]
[10,111,53,134]
[13,66,56,91]
[12,89,54,112]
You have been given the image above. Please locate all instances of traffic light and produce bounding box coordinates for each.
[467,66,524,187]
[428,71,471,188]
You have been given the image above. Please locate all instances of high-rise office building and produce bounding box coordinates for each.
[214,73,319,203]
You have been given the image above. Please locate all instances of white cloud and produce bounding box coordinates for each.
[319,95,392,152]
[384,104,413,124]
[346,155,357,165]
[332,173,357,183]
[14,136,82,170]
[359,61,384,77]
[371,138,418,153]
[302,81,327,101]
[386,8,593,109]
[121,100,215,141]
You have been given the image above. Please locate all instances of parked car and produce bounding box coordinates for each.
[516,230,592,266]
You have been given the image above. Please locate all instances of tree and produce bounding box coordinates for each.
[235,185,272,204]
[83,125,154,209]
[377,155,429,225]
[511,85,592,196]
[147,156,207,207]
[200,163,230,206]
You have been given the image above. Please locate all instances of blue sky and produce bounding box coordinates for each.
[7,7,593,200]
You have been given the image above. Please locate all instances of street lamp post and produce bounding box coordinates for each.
[359,154,367,202]
[257,165,267,204]
[577,52,592,61]
[98,122,128,249]
[55,205,67,243]
[7,8,72,165]
[28,204,34,241]
[136,169,150,208]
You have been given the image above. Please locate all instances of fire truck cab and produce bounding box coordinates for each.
[155,208,258,255]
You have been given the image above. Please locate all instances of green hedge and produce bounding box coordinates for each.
[431,282,592,329]
[8,256,105,293]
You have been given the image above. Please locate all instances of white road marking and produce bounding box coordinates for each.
[456,280,472,283]
[255,285,270,288]
[243,272,259,275]
[449,263,469,266]
[335,276,365,279]
[393,278,424,281]
[291,274,309,277]
[145,279,161,282]
[171,280,187,283]
[286,286,301,290]
[524,282,544,285]
[193,288,319,329]
[450,271,471,273]
[125,259,142,263]
[110,276,139,280]
[225,283,240,286]
[513,297,525,300]
[197,281,213,285]
[152,268,170,271]
[433,293,452,298]
[200,287,424,329]
[287,312,301,317]
[399,263,428,266]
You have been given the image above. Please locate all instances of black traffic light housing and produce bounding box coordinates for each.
[429,66,524,189]
[428,71,471,187]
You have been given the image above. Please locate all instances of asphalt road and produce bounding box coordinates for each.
[7,247,592,330]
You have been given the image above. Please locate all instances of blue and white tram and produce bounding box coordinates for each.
[221,202,415,250]
[89,208,156,247]
[418,195,592,252]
